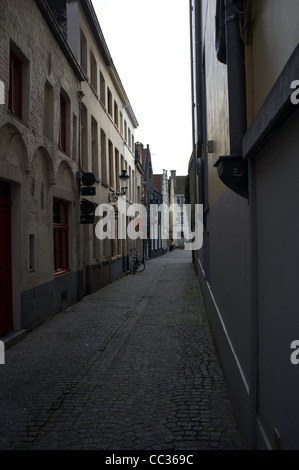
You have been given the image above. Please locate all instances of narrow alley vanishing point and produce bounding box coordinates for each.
[0,250,242,450]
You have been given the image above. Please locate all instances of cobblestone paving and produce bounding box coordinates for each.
[0,250,243,450]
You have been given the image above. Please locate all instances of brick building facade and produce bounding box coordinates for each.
[0,0,141,341]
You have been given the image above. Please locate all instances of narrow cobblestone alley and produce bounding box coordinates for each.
[0,250,243,451]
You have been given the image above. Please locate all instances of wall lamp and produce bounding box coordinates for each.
[108,170,130,202]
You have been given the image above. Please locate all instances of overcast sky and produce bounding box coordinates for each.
[92,0,192,177]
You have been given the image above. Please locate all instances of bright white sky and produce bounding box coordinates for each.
[92,0,192,177]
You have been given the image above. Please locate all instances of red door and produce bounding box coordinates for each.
[0,182,13,336]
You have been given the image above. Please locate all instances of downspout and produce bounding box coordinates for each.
[194,0,204,206]
[224,0,247,155]
[189,0,197,214]
[189,0,196,163]
[214,0,249,199]
[214,0,257,448]
[189,0,204,206]
[77,90,85,302]
[224,0,257,449]
[248,158,258,450]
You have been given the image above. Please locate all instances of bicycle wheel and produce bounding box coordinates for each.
[136,260,145,272]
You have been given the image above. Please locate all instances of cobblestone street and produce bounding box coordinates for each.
[0,250,243,451]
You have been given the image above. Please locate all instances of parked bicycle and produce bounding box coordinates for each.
[131,254,145,273]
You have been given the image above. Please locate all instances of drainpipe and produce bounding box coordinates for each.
[248,158,258,450]
[189,0,196,165]
[214,0,249,199]
[190,0,204,206]
[224,0,247,155]
[77,90,85,302]
[194,0,204,205]
[225,0,258,448]
[214,0,257,447]
[189,0,197,216]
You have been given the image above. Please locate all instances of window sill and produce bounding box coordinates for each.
[90,83,98,98]
[92,261,102,269]
[7,109,28,127]
[54,269,71,277]
[99,100,106,112]
[124,141,135,156]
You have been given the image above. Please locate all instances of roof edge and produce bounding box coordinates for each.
[81,0,139,127]
[80,0,113,66]
[36,0,85,81]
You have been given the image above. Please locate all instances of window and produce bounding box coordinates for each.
[108,140,114,189]
[100,72,106,107]
[9,44,29,122]
[132,169,135,202]
[0,80,4,105]
[128,128,131,148]
[90,51,97,92]
[72,113,78,161]
[29,235,35,272]
[80,30,87,74]
[59,90,70,154]
[53,199,69,275]
[129,166,132,201]
[115,148,120,192]
[9,51,23,119]
[59,93,67,152]
[101,129,107,185]
[43,82,54,140]
[124,120,127,142]
[91,116,99,178]
[120,112,123,136]
[107,87,112,117]
[114,101,118,127]
[81,103,88,169]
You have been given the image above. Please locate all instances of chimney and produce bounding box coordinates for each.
[135,142,143,162]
